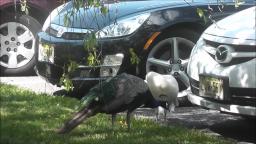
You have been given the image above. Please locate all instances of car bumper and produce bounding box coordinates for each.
[187,91,256,116]
[36,28,153,84]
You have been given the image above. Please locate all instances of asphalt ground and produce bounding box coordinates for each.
[1,76,255,144]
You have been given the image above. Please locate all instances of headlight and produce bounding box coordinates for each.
[187,37,205,72]
[96,13,150,38]
[42,3,68,32]
[190,37,206,56]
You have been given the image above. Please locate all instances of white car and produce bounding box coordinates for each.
[187,6,256,117]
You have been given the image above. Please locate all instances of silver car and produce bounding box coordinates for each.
[187,6,256,116]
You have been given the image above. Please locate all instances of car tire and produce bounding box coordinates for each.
[144,29,200,106]
[0,12,41,76]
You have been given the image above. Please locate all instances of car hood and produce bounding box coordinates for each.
[204,6,256,40]
[51,0,194,30]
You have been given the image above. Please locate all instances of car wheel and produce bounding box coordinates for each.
[146,29,200,106]
[0,13,41,75]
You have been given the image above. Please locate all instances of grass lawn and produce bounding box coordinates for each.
[0,83,234,144]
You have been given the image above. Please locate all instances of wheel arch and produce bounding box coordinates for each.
[138,21,205,77]
[0,2,49,24]
[146,21,205,53]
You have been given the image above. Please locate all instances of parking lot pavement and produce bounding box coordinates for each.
[1,76,255,143]
[134,107,256,144]
[0,76,62,95]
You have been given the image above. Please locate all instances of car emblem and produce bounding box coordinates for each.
[215,45,234,63]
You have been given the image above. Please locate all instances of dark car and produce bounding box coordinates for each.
[36,0,255,94]
[0,0,62,75]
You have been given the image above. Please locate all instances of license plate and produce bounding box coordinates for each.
[199,75,228,100]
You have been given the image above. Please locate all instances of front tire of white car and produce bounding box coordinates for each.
[0,13,41,75]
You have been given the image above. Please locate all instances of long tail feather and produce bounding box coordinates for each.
[56,106,99,134]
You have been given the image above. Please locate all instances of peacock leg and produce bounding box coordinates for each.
[155,107,159,121]
[126,111,131,131]
[164,108,167,122]
[111,114,116,129]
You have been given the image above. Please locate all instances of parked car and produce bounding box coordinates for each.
[0,0,62,75]
[35,0,255,94]
[187,6,256,116]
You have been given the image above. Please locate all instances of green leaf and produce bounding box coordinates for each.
[87,52,95,66]
[129,48,140,65]
[73,0,84,10]
[67,60,78,73]
[100,6,108,15]
[64,14,70,27]
[197,8,208,24]
[59,73,74,92]
[94,1,101,7]
[85,33,97,51]
[41,43,54,58]
[197,8,204,18]
[88,0,94,6]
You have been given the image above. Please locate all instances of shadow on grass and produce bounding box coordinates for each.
[0,84,233,144]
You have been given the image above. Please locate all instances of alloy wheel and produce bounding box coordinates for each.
[146,37,195,93]
[0,22,36,69]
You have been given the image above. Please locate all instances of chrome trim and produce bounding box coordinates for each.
[231,52,256,58]
[202,45,216,55]
[203,33,256,46]
[50,24,93,37]
[72,77,110,81]
[78,64,122,69]
[203,44,256,64]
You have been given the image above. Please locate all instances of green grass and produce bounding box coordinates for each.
[0,83,234,144]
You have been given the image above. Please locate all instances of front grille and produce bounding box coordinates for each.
[52,45,121,67]
[54,45,88,66]
[62,32,89,40]
[205,40,256,52]
[204,39,255,66]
